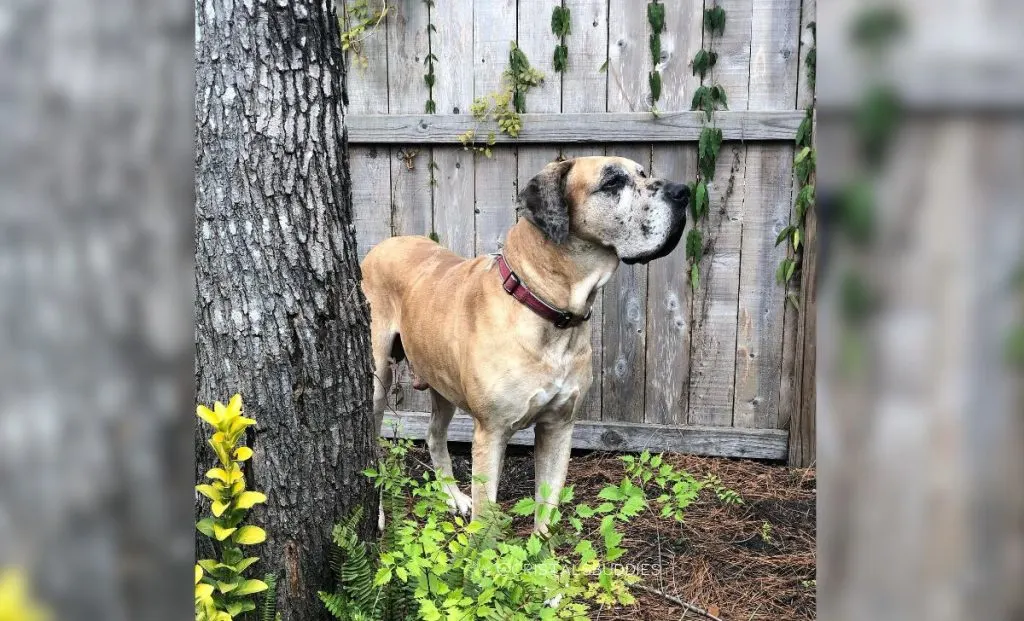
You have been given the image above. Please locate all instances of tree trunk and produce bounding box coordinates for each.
[194,1,376,619]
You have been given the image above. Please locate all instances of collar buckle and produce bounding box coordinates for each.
[502,270,520,295]
[554,311,573,329]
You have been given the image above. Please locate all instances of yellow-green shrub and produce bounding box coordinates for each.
[0,568,50,621]
[195,394,269,619]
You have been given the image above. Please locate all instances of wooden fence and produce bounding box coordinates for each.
[345,0,816,464]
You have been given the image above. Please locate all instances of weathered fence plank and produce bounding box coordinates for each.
[562,0,609,110]
[779,0,815,433]
[560,0,608,421]
[601,0,651,424]
[688,0,754,426]
[687,142,744,426]
[733,146,791,427]
[645,0,702,425]
[733,0,801,428]
[387,0,433,240]
[346,110,805,143]
[474,0,519,255]
[431,0,475,258]
[385,0,433,413]
[350,148,393,261]
[515,0,563,248]
[346,0,391,261]
[382,412,789,460]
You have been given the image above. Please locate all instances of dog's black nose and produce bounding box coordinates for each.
[664,181,690,205]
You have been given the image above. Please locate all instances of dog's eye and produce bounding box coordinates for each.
[601,177,626,191]
[637,169,648,178]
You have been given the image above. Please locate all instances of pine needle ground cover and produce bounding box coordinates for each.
[405,447,816,621]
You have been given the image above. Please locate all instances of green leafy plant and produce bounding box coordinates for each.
[551,5,571,73]
[777,20,817,291]
[704,6,726,36]
[686,4,729,289]
[322,441,739,620]
[423,0,438,114]
[805,22,816,91]
[647,1,665,111]
[691,49,718,79]
[460,42,544,154]
[690,85,729,121]
[621,451,743,521]
[195,395,270,620]
[338,0,390,71]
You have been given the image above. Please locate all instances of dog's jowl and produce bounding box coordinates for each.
[361,156,689,532]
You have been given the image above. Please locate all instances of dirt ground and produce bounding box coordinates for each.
[408,445,816,621]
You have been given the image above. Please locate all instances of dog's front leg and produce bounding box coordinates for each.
[532,419,575,535]
[470,420,511,521]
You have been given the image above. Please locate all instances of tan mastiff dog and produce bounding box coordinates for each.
[361,156,689,531]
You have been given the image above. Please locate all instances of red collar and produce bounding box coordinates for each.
[496,254,592,329]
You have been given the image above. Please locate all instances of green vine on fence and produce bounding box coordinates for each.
[776,22,816,294]
[458,42,544,156]
[647,1,665,112]
[685,4,728,290]
[552,5,571,72]
[338,0,389,71]
[422,0,438,113]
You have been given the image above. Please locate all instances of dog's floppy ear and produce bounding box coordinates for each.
[517,159,574,244]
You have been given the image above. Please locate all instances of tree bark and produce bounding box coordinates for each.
[194,1,376,620]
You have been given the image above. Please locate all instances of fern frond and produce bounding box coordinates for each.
[259,573,278,621]
[318,591,347,619]
[327,506,378,615]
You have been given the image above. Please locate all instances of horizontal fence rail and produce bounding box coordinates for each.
[347,111,806,144]
[382,412,790,461]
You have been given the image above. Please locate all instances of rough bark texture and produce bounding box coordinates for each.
[194,1,376,619]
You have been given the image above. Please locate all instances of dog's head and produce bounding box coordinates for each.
[517,156,689,264]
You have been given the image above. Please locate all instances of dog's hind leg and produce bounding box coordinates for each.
[428,390,473,516]
[368,319,398,531]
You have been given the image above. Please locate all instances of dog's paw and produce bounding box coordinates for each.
[445,486,473,516]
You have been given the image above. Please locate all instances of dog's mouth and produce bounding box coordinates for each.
[621,218,687,265]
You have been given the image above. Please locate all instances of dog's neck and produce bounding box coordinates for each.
[501,219,619,319]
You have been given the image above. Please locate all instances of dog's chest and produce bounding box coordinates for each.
[505,347,588,429]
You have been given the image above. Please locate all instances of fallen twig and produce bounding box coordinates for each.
[633,584,723,621]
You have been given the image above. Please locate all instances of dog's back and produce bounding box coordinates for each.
[361,236,468,313]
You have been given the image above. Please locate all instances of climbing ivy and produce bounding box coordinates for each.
[647,1,665,111]
[338,0,389,71]
[685,4,729,290]
[551,5,571,73]
[776,20,816,294]
[422,0,438,114]
[458,43,545,156]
